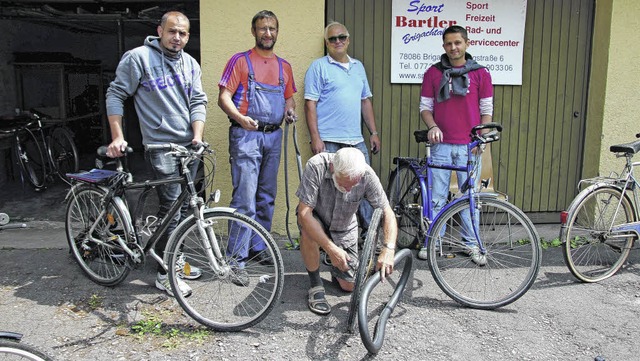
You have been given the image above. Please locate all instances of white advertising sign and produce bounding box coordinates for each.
[391,0,527,85]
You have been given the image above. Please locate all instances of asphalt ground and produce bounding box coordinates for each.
[1,180,639,360]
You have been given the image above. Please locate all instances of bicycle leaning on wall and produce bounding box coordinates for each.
[0,110,79,191]
[64,143,284,332]
[560,133,640,282]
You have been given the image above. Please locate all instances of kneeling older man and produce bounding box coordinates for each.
[296,147,397,315]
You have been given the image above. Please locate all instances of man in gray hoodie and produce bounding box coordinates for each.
[105,11,208,297]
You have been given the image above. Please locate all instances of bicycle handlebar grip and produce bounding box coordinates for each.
[96,146,134,157]
[471,122,503,133]
[145,143,175,151]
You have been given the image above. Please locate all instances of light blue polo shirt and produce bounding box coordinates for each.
[304,55,373,144]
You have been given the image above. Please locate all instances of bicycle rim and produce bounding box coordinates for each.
[428,195,541,309]
[14,129,46,189]
[167,209,284,332]
[346,208,382,333]
[48,127,79,183]
[0,339,53,361]
[65,186,131,286]
[387,164,423,249]
[562,186,634,282]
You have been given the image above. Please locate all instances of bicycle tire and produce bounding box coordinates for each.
[387,164,423,249]
[346,208,383,333]
[47,126,79,183]
[167,209,284,332]
[0,338,54,361]
[561,185,635,282]
[65,185,132,286]
[14,128,46,190]
[428,194,541,309]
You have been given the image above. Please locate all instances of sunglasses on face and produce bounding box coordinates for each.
[327,35,349,43]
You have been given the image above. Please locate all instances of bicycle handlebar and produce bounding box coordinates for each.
[96,146,134,157]
[471,122,503,133]
[145,142,209,156]
[414,122,503,145]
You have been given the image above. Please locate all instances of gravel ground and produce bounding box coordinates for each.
[1,222,639,361]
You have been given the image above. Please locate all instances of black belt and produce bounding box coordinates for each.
[230,120,281,133]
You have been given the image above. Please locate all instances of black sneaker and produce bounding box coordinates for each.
[230,268,250,287]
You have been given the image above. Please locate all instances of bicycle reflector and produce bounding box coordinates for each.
[560,211,568,225]
[107,213,116,225]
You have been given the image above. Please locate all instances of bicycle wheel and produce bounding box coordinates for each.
[65,185,132,286]
[346,208,382,333]
[428,194,541,309]
[387,163,423,249]
[14,128,46,190]
[166,209,284,331]
[0,338,54,361]
[47,126,79,183]
[561,185,634,282]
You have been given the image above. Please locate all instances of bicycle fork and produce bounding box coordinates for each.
[194,206,232,277]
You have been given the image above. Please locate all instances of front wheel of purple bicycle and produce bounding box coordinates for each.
[428,194,541,309]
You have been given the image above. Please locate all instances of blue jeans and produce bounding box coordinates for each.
[430,143,482,246]
[145,148,199,270]
[323,141,374,232]
[228,126,282,261]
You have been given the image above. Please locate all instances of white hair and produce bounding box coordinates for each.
[324,21,349,40]
[332,148,366,179]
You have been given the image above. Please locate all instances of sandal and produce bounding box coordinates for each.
[307,285,331,315]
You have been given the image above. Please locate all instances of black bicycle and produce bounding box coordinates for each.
[64,143,284,331]
[0,110,79,191]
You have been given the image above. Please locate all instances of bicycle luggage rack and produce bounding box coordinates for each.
[577,175,634,191]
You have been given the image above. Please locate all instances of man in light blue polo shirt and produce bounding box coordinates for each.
[304,21,380,235]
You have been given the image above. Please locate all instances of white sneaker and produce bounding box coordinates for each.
[175,253,202,280]
[469,247,487,266]
[417,247,428,260]
[155,273,192,297]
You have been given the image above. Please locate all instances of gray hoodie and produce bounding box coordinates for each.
[106,36,207,146]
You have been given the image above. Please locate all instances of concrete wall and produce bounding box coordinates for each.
[598,0,640,176]
[200,2,323,237]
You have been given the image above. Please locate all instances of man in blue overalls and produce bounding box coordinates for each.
[218,10,297,285]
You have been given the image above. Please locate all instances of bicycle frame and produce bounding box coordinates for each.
[399,136,489,252]
[590,154,640,240]
[68,144,229,275]
[393,123,504,251]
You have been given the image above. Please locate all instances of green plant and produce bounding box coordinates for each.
[285,238,300,250]
[539,237,562,249]
[127,311,212,347]
[87,294,103,310]
[131,313,164,337]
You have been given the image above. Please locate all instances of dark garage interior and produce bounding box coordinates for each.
[0,0,200,189]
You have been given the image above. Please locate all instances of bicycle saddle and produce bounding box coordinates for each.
[610,140,640,155]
